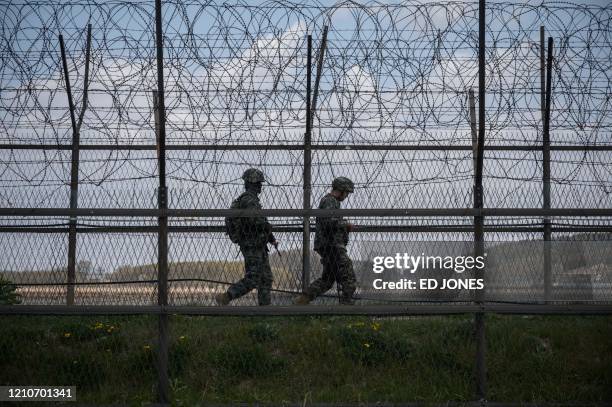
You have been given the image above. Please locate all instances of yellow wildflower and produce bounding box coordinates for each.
[363,343,371,348]
[63,332,71,338]
[144,345,151,351]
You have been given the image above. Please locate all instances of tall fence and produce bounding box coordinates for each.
[1,0,611,404]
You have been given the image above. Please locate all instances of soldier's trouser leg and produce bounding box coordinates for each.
[304,251,335,300]
[332,247,356,304]
[227,246,264,302]
[257,250,273,306]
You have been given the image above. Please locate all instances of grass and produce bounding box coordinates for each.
[0,314,610,405]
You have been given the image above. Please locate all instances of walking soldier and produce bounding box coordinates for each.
[217,168,278,306]
[294,177,356,305]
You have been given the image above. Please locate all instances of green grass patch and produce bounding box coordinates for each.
[0,314,610,405]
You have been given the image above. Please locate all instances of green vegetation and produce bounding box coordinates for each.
[0,314,610,405]
[0,276,21,304]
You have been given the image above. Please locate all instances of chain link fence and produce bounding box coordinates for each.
[1,0,611,404]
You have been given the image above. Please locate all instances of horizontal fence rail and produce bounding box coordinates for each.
[2,208,612,217]
[2,226,612,233]
[2,304,612,316]
[2,144,612,151]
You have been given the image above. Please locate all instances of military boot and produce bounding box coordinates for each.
[215,292,231,306]
[293,294,312,305]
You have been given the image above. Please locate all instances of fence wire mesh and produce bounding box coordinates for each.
[1,222,611,306]
[1,1,611,404]
[0,0,609,348]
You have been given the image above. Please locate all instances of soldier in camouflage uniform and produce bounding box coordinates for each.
[294,177,356,305]
[216,168,278,306]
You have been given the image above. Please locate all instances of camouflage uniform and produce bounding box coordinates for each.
[304,177,356,305]
[225,169,276,305]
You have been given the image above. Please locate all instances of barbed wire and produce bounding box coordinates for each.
[0,0,610,211]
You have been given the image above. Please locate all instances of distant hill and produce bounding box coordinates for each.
[0,260,93,284]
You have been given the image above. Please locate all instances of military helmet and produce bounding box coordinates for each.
[332,177,354,193]
[242,168,265,183]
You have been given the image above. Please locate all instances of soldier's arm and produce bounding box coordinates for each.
[318,196,345,230]
[240,194,274,235]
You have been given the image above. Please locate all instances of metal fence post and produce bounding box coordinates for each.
[302,35,312,292]
[468,89,477,178]
[301,26,329,293]
[474,0,487,400]
[154,0,169,403]
[540,26,545,120]
[543,36,554,303]
[59,24,91,306]
[310,26,328,130]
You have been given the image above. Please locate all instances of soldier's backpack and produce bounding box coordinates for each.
[225,196,242,244]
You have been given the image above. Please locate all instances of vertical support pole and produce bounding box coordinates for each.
[310,25,328,129]
[543,37,554,303]
[59,34,78,306]
[153,91,161,161]
[468,88,478,179]
[154,0,169,403]
[60,25,91,306]
[540,26,545,120]
[302,35,312,292]
[474,0,487,400]
[301,26,329,292]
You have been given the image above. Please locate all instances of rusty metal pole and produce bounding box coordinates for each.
[301,26,329,293]
[543,37,554,303]
[59,34,78,306]
[302,35,312,292]
[77,24,92,132]
[309,26,328,130]
[468,88,477,178]
[154,0,169,403]
[474,0,487,400]
[59,25,91,306]
[540,26,545,120]
[153,91,161,161]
